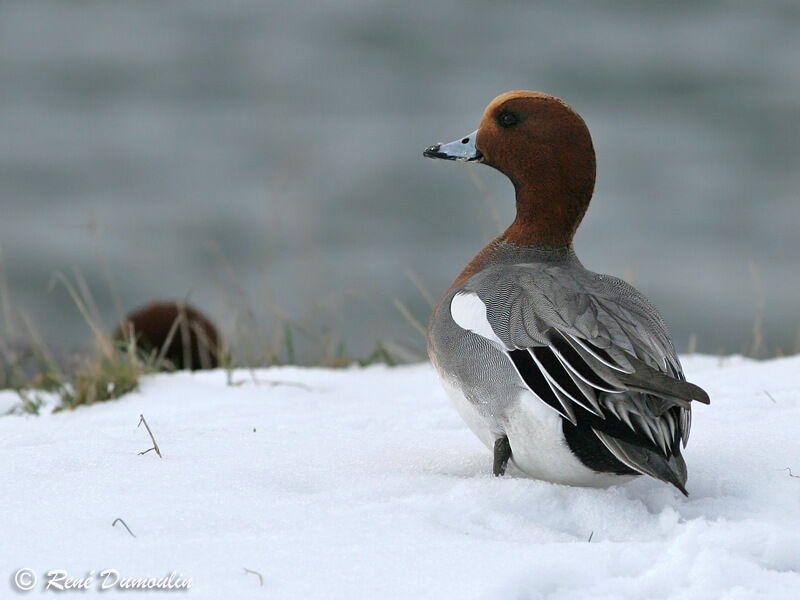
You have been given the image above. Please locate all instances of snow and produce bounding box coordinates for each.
[2,355,800,599]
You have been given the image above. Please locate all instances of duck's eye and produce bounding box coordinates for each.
[498,111,518,128]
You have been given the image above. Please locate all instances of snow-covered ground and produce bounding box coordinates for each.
[2,355,799,599]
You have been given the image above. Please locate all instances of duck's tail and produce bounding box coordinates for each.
[593,429,689,496]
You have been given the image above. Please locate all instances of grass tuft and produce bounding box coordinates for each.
[55,342,153,412]
[1,270,177,412]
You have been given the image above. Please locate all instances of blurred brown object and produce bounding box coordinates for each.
[114,301,223,370]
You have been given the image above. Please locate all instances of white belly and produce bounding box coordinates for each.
[441,376,633,488]
[440,377,502,450]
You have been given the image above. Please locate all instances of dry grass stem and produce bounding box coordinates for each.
[402,267,436,308]
[393,298,427,339]
[687,333,697,356]
[468,168,504,234]
[747,260,765,358]
[137,414,163,458]
[112,518,137,538]
[243,568,264,586]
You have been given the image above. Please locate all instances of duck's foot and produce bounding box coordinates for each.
[493,436,512,476]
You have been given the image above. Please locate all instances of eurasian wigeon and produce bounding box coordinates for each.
[424,90,709,495]
[114,301,223,370]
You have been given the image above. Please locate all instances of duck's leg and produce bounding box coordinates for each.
[493,436,512,476]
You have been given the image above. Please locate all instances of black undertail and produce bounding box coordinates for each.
[561,417,638,475]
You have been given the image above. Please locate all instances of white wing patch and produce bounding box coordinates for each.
[450,292,505,346]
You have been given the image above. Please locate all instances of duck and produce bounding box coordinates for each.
[114,300,224,370]
[423,90,709,495]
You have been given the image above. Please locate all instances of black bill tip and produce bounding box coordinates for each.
[423,143,449,159]
[423,144,484,162]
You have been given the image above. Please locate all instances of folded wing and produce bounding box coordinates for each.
[451,263,709,493]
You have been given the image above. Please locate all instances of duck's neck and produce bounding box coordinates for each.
[503,184,587,247]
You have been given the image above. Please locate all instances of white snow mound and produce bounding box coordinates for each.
[1,355,800,599]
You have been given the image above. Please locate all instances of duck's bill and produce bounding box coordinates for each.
[423,129,483,162]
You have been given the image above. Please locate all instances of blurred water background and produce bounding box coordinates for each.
[2,0,799,362]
